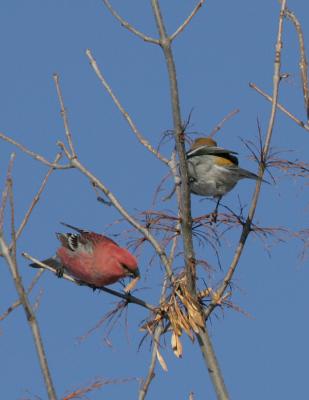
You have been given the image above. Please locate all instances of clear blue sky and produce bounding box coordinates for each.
[1,1,309,399]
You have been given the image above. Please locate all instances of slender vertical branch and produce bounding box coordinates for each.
[0,176,57,400]
[284,8,309,121]
[0,153,16,232]
[53,74,77,158]
[138,272,170,400]
[1,238,57,400]
[205,0,287,320]
[150,2,229,399]
[151,0,196,294]
[138,324,164,400]
[196,328,229,399]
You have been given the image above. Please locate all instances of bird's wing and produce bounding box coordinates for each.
[56,231,119,254]
[186,145,238,159]
[187,145,239,166]
[82,231,119,247]
[56,232,88,252]
[213,153,239,167]
[57,222,119,252]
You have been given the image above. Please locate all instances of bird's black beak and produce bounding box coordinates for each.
[121,264,140,278]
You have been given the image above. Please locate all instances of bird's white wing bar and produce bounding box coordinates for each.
[186,145,238,158]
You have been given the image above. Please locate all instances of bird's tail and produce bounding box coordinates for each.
[60,222,85,233]
[29,257,62,270]
[237,168,269,183]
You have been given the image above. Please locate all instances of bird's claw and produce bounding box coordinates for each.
[55,266,64,278]
[210,211,218,224]
[89,284,98,292]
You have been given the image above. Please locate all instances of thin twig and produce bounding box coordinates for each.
[53,74,77,157]
[168,152,181,267]
[209,109,240,138]
[0,269,44,322]
[22,253,156,312]
[0,132,71,168]
[196,328,228,400]
[151,0,196,293]
[85,49,169,165]
[62,377,138,400]
[0,153,16,232]
[138,324,164,400]
[138,215,173,400]
[151,2,228,399]
[170,0,207,41]
[205,0,287,320]
[249,82,309,132]
[13,153,62,245]
[284,8,309,121]
[102,0,159,44]
[0,179,57,399]
[138,274,169,400]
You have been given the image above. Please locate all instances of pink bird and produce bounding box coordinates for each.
[30,222,139,288]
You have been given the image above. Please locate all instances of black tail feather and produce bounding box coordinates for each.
[59,222,85,234]
[29,257,61,270]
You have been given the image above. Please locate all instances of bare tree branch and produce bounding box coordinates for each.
[102,0,159,44]
[1,153,59,319]
[0,153,15,232]
[85,49,169,165]
[0,132,71,169]
[151,2,229,399]
[249,82,309,132]
[151,0,196,293]
[284,8,309,121]
[14,153,62,245]
[209,109,240,138]
[196,328,228,400]
[138,324,163,400]
[0,269,44,322]
[205,0,287,320]
[53,74,77,157]
[170,0,207,41]
[139,271,170,399]
[0,171,57,400]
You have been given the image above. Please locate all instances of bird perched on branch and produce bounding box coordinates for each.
[187,137,266,215]
[29,222,139,289]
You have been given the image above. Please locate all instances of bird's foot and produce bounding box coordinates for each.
[97,196,112,206]
[89,284,98,292]
[210,211,218,224]
[55,266,64,278]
